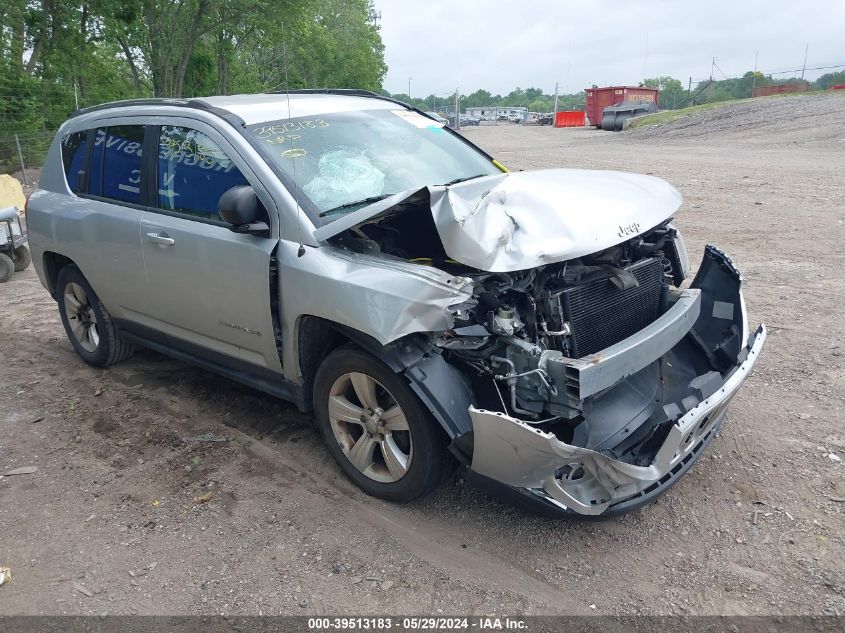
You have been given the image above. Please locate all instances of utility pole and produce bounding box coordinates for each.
[552,82,559,115]
[454,88,460,131]
[688,76,692,104]
[73,81,80,110]
[751,50,758,97]
[408,76,412,100]
[801,43,809,79]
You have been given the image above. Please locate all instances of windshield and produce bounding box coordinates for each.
[246,108,499,224]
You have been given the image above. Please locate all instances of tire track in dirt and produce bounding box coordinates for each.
[237,429,580,613]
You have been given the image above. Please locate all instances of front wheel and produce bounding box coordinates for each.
[56,265,135,367]
[313,346,450,502]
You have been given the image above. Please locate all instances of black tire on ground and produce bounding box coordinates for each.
[0,252,13,282]
[313,346,450,502]
[12,245,31,271]
[56,265,135,367]
[614,113,633,131]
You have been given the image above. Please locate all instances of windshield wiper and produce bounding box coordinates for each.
[318,193,395,217]
[441,174,487,187]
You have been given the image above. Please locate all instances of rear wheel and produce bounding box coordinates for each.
[12,245,31,271]
[56,265,135,367]
[0,253,13,282]
[313,346,449,502]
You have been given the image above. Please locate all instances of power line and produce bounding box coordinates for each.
[688,62,845,85]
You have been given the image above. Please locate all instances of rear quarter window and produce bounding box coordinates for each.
[61,132,88,193]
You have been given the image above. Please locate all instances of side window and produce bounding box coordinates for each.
[61,132,89,193]
[90,126,144,205]
[157,125,249,219]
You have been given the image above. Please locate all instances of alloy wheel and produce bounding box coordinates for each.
[327,372,412,483]
[63,282,100,353]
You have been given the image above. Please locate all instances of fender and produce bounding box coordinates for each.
[300,318,475,440]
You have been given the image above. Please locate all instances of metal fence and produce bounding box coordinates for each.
[0,132,52,188]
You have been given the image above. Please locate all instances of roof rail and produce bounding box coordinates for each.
[267,88,381,97]
[69,98,191,118]
[68,97,247,128]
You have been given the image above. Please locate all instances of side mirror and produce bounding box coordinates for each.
[218,185,270,235]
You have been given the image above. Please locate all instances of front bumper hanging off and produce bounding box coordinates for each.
[467,246,767,517]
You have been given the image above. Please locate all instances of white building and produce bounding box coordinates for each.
[465,106,527,120]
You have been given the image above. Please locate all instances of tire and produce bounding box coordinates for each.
[614,113,632,131]
[0,252,13,282]
[313,346,449,502]
[12,245,31,271]
[56,265,135,367]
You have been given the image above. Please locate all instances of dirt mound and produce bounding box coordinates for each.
[626,91,845,145]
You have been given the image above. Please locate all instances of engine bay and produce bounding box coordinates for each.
[329,203,692,446]
[314,171,763,508]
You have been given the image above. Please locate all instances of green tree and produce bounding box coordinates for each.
[0,0,388,173]
[814,71,845,90]
[464,89,492,107]
[502,87,525,105]
[524,87,543,101]
[643,76,684,108]
[528,99,548,113]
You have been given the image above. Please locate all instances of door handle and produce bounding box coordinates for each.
[145,232,175,246]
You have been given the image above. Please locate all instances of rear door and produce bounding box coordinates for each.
[138,120,282,373]
[55,124,149,321]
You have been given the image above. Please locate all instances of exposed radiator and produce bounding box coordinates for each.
[560,257,664,358]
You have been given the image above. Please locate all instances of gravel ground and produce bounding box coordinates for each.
[1,93,843,616]
[626,91,845,144]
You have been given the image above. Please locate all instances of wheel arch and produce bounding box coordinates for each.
[294,315,425,412]
[42,251,77,299]
[295,315,475,441]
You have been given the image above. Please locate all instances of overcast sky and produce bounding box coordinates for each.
[374,0,845,98]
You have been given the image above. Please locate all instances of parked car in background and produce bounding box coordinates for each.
[459,115,480,127]
[27,90,765,518]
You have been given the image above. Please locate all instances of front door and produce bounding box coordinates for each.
[138,122,282,373]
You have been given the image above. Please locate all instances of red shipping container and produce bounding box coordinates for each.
[554,111,586,127]
[585,86,659,128]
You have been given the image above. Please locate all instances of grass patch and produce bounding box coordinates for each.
[625,101,730,129]
[626,90,844,130]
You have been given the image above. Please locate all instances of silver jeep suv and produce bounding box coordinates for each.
[28,90,766,517]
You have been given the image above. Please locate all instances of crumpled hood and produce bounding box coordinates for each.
[313,168,682,272]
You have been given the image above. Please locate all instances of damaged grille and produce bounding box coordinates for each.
[560,257,664,358]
